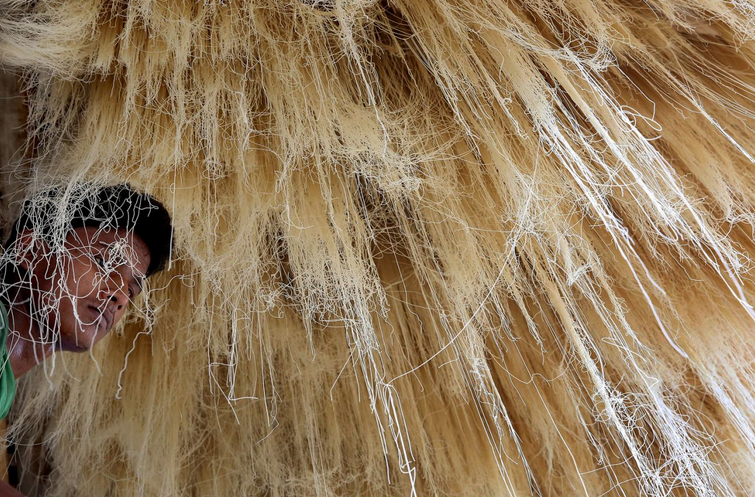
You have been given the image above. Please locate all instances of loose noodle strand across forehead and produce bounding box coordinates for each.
[4,184,172,278]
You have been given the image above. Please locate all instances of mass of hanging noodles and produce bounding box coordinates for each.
[2,0,755,495]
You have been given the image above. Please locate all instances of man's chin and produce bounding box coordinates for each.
[56,339,93,353]
[56,329,99,353]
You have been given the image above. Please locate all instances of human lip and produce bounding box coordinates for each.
[102,309,114,331]
[88,305,114,331]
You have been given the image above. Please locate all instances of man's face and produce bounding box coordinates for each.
[24,226,151,352]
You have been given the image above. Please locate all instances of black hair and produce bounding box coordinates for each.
[4,184,173,278]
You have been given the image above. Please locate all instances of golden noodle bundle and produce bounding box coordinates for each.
[2,0,755,495]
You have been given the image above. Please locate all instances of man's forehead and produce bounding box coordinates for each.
[67,226,151,271]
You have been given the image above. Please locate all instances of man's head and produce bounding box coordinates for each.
[2,184,172,352]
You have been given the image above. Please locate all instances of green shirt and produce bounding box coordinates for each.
[0,301,16,420]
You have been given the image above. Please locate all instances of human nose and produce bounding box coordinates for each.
[101,272,130,311]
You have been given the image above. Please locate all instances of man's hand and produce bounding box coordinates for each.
[0,481,23,497]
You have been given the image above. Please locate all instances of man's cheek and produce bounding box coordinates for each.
[35,268,73,337]
[67,264,99,300]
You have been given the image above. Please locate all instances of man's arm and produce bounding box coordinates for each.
[0,481,23,497]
